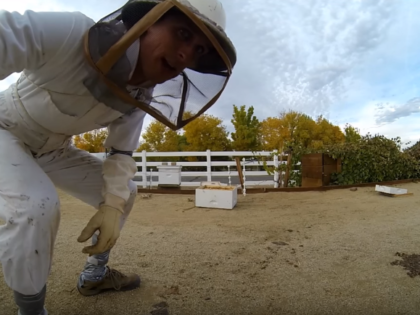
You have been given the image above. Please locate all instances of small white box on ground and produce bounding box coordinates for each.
[156,165,182,187]
[200,181,227,186]
[195,183,238,210]
[375,185,408,195]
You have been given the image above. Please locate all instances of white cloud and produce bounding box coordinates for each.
[340,100,420,147]
[375,98,420,124]
[232,0,399,118]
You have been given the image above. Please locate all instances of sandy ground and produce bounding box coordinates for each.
[2,183,420,315]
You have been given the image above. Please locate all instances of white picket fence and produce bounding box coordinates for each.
[90,150,289,188]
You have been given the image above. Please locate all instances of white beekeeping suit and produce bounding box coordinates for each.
[0,0,236,314]
[0,8,146,295]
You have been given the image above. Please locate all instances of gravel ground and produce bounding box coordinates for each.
[1,183,420,315]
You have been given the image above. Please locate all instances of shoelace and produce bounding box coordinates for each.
[106,268,126,291]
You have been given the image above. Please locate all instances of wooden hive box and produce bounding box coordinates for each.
[301,153,341,187]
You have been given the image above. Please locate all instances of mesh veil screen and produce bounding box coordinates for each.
[148,69,227,125]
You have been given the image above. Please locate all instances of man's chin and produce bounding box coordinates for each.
[154,74,179,85]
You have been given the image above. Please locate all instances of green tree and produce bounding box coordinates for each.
[403,139,420,160]
[230,105,261,151]
[344,123,362,143]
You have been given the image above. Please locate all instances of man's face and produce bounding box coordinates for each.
[129,13,212,85]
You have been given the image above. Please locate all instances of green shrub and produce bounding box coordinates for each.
[325,134,420,185]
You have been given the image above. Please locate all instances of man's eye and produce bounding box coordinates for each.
[178,29,191,40]
[196,46,206,55]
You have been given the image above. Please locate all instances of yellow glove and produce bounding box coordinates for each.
[77,194,125,256]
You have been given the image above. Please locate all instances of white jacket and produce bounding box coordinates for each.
[0,9,148,204]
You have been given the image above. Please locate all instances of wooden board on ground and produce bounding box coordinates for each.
[379,192,414,198]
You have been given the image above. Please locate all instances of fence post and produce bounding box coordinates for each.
[206,149,212,181]
[273,150,279,188]
[141,150,147,188]
[242,157,246,196]
[149,169,153,188]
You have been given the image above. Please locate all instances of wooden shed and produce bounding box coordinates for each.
[300,153,341,187]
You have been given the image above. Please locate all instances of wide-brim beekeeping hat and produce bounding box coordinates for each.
[83,0,237,130]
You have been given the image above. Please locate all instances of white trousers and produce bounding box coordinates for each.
[0,128,137,296]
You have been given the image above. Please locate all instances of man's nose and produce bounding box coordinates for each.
[176,44,196,67]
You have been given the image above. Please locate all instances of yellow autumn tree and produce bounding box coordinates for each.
[137,119,181,152]
[259,110,345,152]
[73,129,108,152]
[260,117,287,151]
[310,115,345,150]
[279,111,317,149]
[259,111,316,152]
[136,119,185,162]
[183,112,231,152]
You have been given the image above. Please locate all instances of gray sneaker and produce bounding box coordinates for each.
[77,266,141,296]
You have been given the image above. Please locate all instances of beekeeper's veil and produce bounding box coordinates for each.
[83,0,236,130]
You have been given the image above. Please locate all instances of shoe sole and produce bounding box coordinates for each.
[77,275,141,297]
[18,308,48,315]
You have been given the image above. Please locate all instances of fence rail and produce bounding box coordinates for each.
[90,150,289,188]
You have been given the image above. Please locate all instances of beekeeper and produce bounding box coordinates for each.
[0,0,236,314]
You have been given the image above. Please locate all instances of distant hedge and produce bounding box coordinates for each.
[324,134,420,185]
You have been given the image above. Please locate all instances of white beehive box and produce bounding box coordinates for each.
[195,182,238,210]
[375,185,407,195]
[156,164,182,187]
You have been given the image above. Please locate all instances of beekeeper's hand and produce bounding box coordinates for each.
[77,194,124,255]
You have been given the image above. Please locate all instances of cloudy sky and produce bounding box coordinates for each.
[1,0,420,146]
